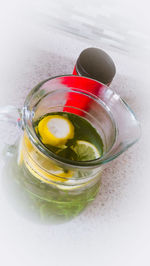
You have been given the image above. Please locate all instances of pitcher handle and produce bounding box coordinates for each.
[0,105,23,157]
[0,105,22,128]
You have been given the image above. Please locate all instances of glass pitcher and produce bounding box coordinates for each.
[0,75,141,221]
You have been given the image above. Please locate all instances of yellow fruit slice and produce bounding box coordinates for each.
[71,140,101,161]
[17,136,24,165]
[37,115,74,146]
[17,133,73,182]
[24,156,73,183]
[17,130,73,183]
[17,134,34,166]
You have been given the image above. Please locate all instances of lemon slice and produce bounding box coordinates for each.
[17,136,24,165]
[18,133,73,182]
[17,134,34,166]
[24,157,73,183]
[71,140,101,161]
[37,115,74,146]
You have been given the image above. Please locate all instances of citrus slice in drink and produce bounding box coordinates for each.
[17,134,34,166]
[17,136,24,165]
[24,158,73,183]
[71,140,101,161]
[17,134,73,182]
[37,115,74,146]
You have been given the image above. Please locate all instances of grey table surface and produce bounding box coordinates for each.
[0,1,149,266]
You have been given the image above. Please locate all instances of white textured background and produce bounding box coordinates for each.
[0,1,150,266]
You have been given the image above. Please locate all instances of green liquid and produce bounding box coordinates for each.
[3,146,101,223]
[3,112,103,223]
[35,112,103,161]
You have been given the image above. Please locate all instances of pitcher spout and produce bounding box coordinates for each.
[100,88,141,163]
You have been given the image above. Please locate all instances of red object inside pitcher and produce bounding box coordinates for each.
[63,75,105,116]
[64,48,115,115]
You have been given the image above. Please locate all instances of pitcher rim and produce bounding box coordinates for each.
[23,74,139,169]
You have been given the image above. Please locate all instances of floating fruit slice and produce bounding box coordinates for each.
[17,134,34,166]
[17,133,73,182]
[24,156,73,183]
[17,136,24,165]
[37,115,74,146]
[71,140,101,161]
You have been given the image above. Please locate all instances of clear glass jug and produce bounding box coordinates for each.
[0,75,141,221]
